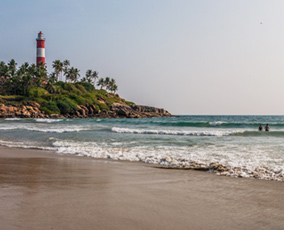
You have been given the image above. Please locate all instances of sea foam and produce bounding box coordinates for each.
[111,127,242,136]
[209,121,227,126]
[4,118,22,121]
[0,125,90,133]
[49,139,284,182]
[34,118,63,123]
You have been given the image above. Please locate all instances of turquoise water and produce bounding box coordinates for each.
[0,116,284,178]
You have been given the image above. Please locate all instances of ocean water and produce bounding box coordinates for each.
[1,116,284,180]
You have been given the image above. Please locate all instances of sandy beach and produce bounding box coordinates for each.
[0,147,283,230]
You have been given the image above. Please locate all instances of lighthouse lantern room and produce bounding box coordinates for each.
[36,31,45,66]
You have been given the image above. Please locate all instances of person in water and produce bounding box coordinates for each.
[265,124,270,132]
[258,124,263,131]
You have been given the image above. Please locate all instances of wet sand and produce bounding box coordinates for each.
[0,147,283,230]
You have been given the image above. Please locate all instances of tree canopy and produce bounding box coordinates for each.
[0,59,118,97]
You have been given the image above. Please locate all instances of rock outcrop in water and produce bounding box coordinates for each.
[96,103,172,118]
[0,102,173,119]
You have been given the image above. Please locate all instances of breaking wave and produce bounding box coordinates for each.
[4,118,22,121]
[0,126,91,133]
[111,127,242,136]
[34,118,64,123]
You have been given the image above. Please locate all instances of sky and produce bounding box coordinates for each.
[1,0,284,115]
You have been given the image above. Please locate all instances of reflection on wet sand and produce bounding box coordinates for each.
[0,147,284,230]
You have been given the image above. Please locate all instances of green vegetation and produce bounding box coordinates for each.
[0,59,133,115]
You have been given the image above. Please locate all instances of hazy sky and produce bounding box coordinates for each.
[1,0,284,115]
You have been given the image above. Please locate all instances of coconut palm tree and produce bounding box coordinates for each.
[8,59,17,77]
[49,72,57,83]
[66,67,80,83]
[91,71,99,86]
[97,78,105,89]
[22,74,33,96]
[17,62,29,76]
[65,67,72,82]
[28,64,37,77]
[63,59,70,82]
[104,77,110,91]
[0,61,5,71]
[111,84,118,94]
[106,78,113,92]
[52,60,63,82]
[85,69,92,83]
[36,62,48,79]
[107,78,118,93]
[45,79,56,101]
[0,62,9,78]
[74,68,80,82]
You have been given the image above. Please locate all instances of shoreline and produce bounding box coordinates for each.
[1,142,283,182]
[0,146,284,229]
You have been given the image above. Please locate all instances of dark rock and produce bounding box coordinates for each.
[75,111,81,117]
[109,103,173,118]
[0,99,173,119]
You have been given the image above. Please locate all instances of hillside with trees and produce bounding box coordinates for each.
[0,59,172,118]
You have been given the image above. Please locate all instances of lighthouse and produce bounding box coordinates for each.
[36,31,45,66]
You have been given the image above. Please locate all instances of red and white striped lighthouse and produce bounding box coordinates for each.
[36,31,45,66]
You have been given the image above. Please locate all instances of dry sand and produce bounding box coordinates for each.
[0,147,283,230]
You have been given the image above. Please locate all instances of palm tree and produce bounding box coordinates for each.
[52,60,63,82]
[36,62,48,79]
[65,67,72,82]
[63,59,70,82]
[92,71,99,86]
[35,77,43,88]
[0,62,9,78]
[73,68,80,82]
[0,61,5,71]
[8,59,17,77]
[85,69,92,83]
[97,78,105,89]
[107,78,117,93]
[104,77,110,91]
[106,78,113,92]
[49,72,57,83]
[112,84,118,94]
[45,79,56,101]
[22,74,33,96]
[66,67,80,83]
[17,62,29,76]
[28,64,37,77]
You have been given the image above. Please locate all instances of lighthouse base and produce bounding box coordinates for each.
[36,57,45,66]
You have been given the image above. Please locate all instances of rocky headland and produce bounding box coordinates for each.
[0,102,173,119]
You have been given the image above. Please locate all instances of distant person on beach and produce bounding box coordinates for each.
[265,124,270,132]
[258,124,263,131]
